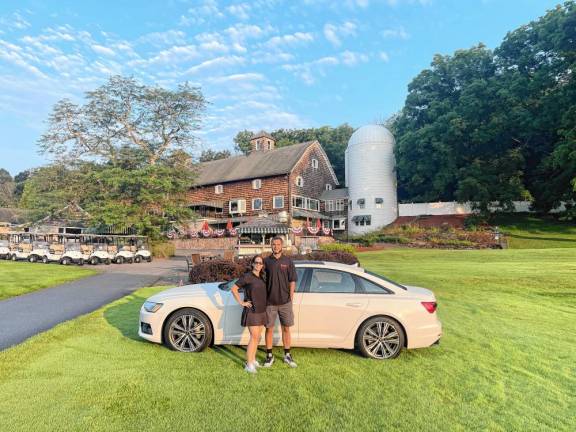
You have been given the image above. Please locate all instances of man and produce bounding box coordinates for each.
[263,236,298,368]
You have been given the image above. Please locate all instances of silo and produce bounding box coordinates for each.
[346,124,398,236]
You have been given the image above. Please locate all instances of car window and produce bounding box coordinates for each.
[295,268,306,292]
[364,270,407,290]
[309,269,357,293]
[357,277,392,294]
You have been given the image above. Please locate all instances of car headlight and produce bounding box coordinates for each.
[143,301,163,313]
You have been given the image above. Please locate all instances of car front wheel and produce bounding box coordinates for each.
[356,316,405,360]
[163,308,212,353]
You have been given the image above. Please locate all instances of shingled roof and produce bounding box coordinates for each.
[194,141,317,186]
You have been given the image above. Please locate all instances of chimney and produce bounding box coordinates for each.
[249,131,275,153]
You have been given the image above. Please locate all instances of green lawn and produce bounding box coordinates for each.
[494,214,576,249]
[0,249,575,431]
[0,261,97,300]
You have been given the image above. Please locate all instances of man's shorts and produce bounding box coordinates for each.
[266,301,294,328]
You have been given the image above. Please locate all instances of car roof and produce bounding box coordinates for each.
[295,260,363,272]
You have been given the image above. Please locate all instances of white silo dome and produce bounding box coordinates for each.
[346,124,397,236]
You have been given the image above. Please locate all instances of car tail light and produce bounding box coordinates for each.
[421,301,437,313]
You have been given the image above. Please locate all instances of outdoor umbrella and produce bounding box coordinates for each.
[226,219,233,231]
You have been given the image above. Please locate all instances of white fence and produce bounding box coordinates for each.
[398,201,568,217]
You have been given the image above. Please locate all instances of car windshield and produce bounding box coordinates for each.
[364,270,407,290]
[218,279,238,291]
[33,242,48,248]
[95,244,107,250]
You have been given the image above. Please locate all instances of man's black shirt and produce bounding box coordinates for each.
[264,254,297,305]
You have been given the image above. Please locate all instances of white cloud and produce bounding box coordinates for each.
[263,32,314,48]
[137,30,186,47]
[340,50,369,66]
[141,45,200,67]
[282,56,340,85]
[226,3,251,20]
[0,11,31,31]
[379,51,390,62]
[185,55,246,75]
[91,44,116,57]
[208,73,264,84]
[323,21,356,47]
[381,26,410,40]
[179,0,224,26]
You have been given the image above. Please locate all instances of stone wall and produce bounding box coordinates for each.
[170,237,237,252]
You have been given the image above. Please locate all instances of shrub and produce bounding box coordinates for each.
[306,250,359,265]
[151,241,175,258]
[319,242,357,255]
[189,259,244,284]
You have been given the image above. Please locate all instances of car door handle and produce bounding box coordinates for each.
[346,302,362,308]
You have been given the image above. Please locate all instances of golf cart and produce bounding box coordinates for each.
[112,236,135,264]
[0,233,10,259]
[28,237,51,263]
[133,236,152,263]
[8,233,33,261]
[84,235,112,265]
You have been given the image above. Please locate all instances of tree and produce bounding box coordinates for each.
[199,149,232,162]
[233,130,253,154]
[13,170,31,204]
[25,76,207,238]
[0,168,14,207]
[39,75,206,166]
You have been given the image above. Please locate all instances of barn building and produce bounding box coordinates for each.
[188,132,339,249]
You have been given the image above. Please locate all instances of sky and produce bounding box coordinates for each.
[0,0,562,176]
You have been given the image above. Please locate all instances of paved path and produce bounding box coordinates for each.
[0,259,189,351]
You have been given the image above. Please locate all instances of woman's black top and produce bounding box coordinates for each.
[235,272,267,313]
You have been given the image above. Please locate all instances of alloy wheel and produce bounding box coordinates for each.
[168,315,206,352]
[362,320,401,359]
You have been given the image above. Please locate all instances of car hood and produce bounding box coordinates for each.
[403,285,436,301]
[146,282,224,302]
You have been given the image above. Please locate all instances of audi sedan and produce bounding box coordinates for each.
[138,261,442,359]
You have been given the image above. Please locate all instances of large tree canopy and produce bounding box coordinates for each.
[392,2,575,212]
[233,124,354,184]
[39,76,206,166]
[24,76,206,238]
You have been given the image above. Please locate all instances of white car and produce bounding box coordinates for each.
[139,261,442,359]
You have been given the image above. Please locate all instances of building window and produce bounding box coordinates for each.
[375,197,384,209]
[273,195,284,209]
[326,200,334,212]
[229,199,246,214]
[349,200,353,210]
[311,158,319,169]
[352,215,371,226]
[333,218,346,230]
[292,195,305,209]
[322,220,331,229]
[295,176,304,187]
[252,179,262,190]
[357,198,365,209]
[325,184,332,191]
[252,198,263,211]
[335,199,345,211]
[215,185,223,194]
[308,198,319,211]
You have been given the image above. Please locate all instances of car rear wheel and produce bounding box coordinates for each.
[78,258,84,266]
[90,257,99,265]
[356,316,405,360]
[134,256,141,263]
[42,256,49,264]
[11,254,17,261]
[29,255,37,263]
[116,256,124,264]
[163,308,212,353]
[61,257,71,265]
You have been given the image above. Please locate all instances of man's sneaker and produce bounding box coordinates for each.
[244,362,258,374]
[283,354,297,368]
[254,360,262,368]
[262,355,274,368]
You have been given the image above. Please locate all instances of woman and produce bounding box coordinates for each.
[231,255,267,373]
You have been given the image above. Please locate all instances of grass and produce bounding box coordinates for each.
[0,261,97,300]
[0,249,575,431]
[494,213,576,249]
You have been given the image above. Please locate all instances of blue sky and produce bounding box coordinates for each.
[0,0,561,176]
